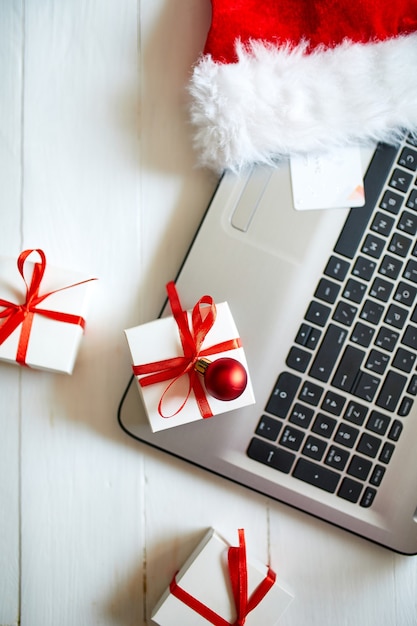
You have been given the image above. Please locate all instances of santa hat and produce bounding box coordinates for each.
[188,0,417,172]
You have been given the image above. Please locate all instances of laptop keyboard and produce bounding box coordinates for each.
[247,133,417,508]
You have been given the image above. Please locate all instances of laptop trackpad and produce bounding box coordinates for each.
[231,162,349,266]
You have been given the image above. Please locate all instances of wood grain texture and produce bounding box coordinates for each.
[0,2,23,624]
[1,1,417,625]
[18,1,145,624]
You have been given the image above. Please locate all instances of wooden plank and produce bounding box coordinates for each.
[0,1,24,624]
[269,507,398,625]
[393,554,417,626]
[138,0,217,321]
[18,1,144,623]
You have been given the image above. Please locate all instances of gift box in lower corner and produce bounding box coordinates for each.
[151,528,294,626]
[124,283,255,432]
[0,249,96,374]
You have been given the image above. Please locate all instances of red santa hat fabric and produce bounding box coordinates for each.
[189,0,417,172]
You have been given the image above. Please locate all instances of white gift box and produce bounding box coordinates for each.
[124,301,255,432]
[151,528,294,626]
[0,252,95,374]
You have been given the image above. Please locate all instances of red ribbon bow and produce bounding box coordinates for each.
[170,529,276,625]
[132,281,242,418]
[0,249,96,366]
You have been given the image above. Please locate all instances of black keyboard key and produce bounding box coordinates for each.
[398,210,417,235]
[365,349,390,375]
[392,274,415,306]
[292,458,340,493]
[305,327,322,349]
[360,300,384,325]
[360,487,377,508]
[324,256,350,281]
[312,413,337,439]
[352,371,380,403]
[302,436,327,461]
[289,403,314,428]
[334,423,359,448]
[388,232,412,257]
[370,277,393,302]
[295,323,312,346]
[357,432,382,458]
[332,301,358,326]
[394,281,417,307]
[380,189,403,214]
[370,464,386,486]
[247,438,295,473]
[361,234,385,259]
[403,259,417,283]
[347,455,372,480]
[351,322,375,347]
[299,381,324,406]
[352,256,377,280]
[324,445,349,470]
[375,327,399,351]
[286,346,312,373]
[402,325,417,349]
[407,374,417,395]
[338,477,363,503]
[343,279,367,304]
[392,347,416,373]
[376,370,407,411]
[305,300,331,327]
[366,411,390,435]
[321,391,346,416]
[389,168,413,193]
[344,401,368,425]
[266,372,301,418]
[379,254,403,280]
[255,415,282,441]
[279,425,305,451]
[388,419,403,441]
[379,442,395,464]
[309,324,348,382]
[315,278,340,304]
[398,146,417,171]
[371,211,395,236]
[407,188,417,211]
[384,304,408,329]
[398,396,413,417]
[332,346,365,392]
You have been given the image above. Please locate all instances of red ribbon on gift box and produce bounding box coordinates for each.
[132,281,242,418]
[170,529,276,626]
[0,249,96,366]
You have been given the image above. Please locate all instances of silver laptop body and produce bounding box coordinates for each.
[119,136,417,555]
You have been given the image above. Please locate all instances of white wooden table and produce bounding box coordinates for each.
[1,2,417,624]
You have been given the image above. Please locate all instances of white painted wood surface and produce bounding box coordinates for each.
[1,2,417,625]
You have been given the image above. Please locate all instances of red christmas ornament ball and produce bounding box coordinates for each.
[203,357,248,401]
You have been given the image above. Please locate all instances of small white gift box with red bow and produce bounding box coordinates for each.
[151,528,294,626]
[124,282,255,432]
[0,249,96,374]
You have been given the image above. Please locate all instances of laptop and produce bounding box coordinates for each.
[118,133,417,555]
